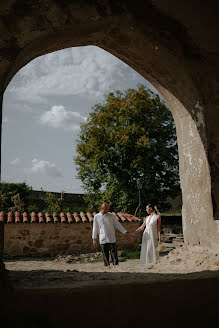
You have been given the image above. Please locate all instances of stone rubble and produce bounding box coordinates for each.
[55,252,103,263]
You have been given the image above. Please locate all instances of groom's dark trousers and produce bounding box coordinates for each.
[100,243,119,266]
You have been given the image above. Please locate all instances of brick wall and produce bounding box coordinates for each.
[4,222,141,257]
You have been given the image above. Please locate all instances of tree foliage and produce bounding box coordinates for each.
[0,182,86,214]
[10,193,25,212]
[0,192,6,210]
[74,85,180,213]
[41,189,65,214]
[0,182,31,211]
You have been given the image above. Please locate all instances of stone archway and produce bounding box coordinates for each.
[0,1,219,271]
[155,83,217,248]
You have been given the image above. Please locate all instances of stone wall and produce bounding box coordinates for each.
[26,190,86,211]
[4,222,140,257]
[0,223,4,271]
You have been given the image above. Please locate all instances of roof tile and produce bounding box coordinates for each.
[117,212,126,222]
[15,211,21,223]
[0,211,5,223]
[31,212,37,223]
[87,212,93,222]
[53,212,59,223]
[0,210,139,223]
[80,211,88,223]
[73,212,81,223]
[38,212,44,223]
[7,211,13,224]
[45,212,52,223]
[67,212,73,223]
[60,212,67,223]
[23,212,29,223]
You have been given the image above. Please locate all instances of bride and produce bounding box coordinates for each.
[131,204,161,264]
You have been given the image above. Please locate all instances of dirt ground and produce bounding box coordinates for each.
[4,244,219,289]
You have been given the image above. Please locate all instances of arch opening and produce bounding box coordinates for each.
[1,45,181,259]
[1,42,217,254]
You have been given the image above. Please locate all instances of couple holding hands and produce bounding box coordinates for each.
[92,202,161,266]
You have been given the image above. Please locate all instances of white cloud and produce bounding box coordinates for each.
[6,46,148,104]
[25,158,62,178]
[40,105,86,130]
[10,157,20,165]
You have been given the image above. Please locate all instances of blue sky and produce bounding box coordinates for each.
[2,46,156,193]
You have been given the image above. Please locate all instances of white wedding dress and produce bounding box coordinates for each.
[139,213,159,264]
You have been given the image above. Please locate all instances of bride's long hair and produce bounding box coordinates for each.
[146,204,160,215]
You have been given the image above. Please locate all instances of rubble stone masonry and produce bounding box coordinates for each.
[0,223,4,270]
[4,222,140,257]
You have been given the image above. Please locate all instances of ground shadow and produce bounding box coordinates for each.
[0,267,219,327]
[5,267,219,289]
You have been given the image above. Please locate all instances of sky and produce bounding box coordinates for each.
[1,45,157,193]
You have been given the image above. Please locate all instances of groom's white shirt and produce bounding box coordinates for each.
[92,212,127,244]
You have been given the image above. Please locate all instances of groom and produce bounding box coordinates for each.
[92,202,131,266]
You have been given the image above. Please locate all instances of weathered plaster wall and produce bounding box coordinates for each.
[4,223,140,257]
[155,84,219,250]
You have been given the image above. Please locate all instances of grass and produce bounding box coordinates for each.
[118,249,140,262]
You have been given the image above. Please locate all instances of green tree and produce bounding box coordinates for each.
[10,193,25,212]
[27,204,40,214]
[74,85,180,213]
[0,182,31,211]
[41,189,65,214]
[0,192,6,210]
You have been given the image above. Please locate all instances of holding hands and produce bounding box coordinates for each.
[129,231,136,238]
[125,232,132,240]
[93,239,98,248]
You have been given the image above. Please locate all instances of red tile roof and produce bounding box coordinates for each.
[0,210,140,224]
